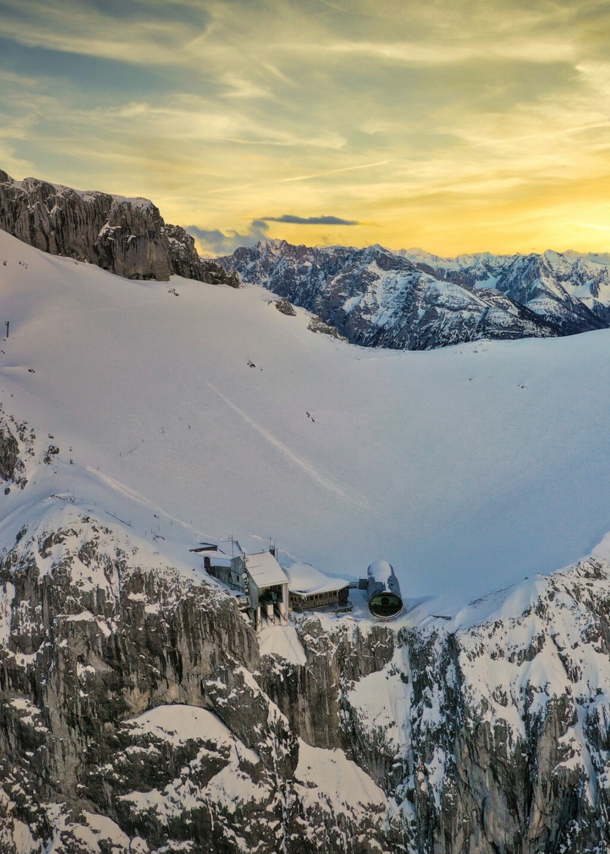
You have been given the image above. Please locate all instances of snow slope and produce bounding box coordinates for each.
[1,229,610,612]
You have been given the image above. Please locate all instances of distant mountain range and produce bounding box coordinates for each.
[217,240,610,349]
[2,168,610,350]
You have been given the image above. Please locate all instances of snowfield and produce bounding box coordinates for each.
[1,229,610,613]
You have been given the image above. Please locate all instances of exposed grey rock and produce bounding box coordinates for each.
[0,171,172,280]
[200,260,240,287]
[0,426,19,483]
[2,497,610,852]
[0,170,239,286]
[0,407,33,487]
[165,223,207,281]
[274,297,297,316]
[307,314,347,340]
[165,223,239,286]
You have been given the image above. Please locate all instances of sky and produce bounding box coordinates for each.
[1,0,610,256]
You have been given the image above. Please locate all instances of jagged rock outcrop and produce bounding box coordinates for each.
[274,297,297,316]
[307,314,348,340]
[0,407,34,488]
[165,223,207,281]
[0,171,238,286]
[165,224,238,286]
[0,170,172,280]
[0,426,18,484]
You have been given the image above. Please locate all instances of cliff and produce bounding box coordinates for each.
[0,171,237,286]
[1,486,609,853]
[0,500,401,853]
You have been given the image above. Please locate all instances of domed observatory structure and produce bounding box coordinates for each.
[366,560,403,619]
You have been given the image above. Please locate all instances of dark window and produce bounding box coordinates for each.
[369,593,402,618]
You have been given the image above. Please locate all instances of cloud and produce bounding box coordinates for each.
[572,222,610,232]
[4,0,610,256]
[294,36,576,67]
[261,214,359,225]
[187,220,270,255]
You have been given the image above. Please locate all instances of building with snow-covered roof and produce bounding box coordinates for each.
[244,551,289,627]
[195,542,289,628]
[192,540,247,593]
[286,563,351,612]
[196,541,359,626]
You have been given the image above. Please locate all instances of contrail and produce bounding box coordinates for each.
[280,159,392,183]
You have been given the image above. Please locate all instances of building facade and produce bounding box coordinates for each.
[285,563,351,613]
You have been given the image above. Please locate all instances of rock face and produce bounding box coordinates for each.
[262,560,610,853]
[0,426,19,484]
[0,504,397,853]
[0,407,35,488]
[1,493,610,853]
[218,240,610,349]
[0,171,237,286]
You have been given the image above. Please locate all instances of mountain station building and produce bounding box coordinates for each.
[192,542,353,628]
[192,541,289,628]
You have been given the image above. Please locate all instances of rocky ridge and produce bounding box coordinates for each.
[0,465,609,852]
[217,240,610,350]
[0,406,36,490]
[0,171,238,286]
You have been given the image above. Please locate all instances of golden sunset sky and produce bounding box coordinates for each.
[1,0,610,255]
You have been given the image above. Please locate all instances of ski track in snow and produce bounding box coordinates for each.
[86,467,208,537]
[202,379,371,510]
